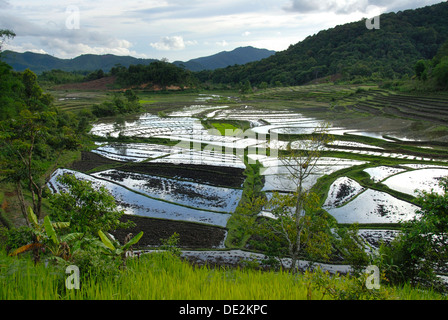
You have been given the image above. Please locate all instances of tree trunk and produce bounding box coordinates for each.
[15,180,28,224]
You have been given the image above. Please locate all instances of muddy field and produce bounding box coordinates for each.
[112,215,227,249]
[68,150,237,248]
[70,151,246,188]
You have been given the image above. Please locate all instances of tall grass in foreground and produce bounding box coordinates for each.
[0,250,446,300]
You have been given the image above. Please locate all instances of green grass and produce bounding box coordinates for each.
[211,122,239,135]
[1,250,445,300]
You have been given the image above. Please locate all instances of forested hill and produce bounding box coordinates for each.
[173,46,275,71]
[2,46,275,74]
[196,2,448,86]
[1,51,158,74]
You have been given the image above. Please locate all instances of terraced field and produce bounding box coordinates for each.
[342,89,448,124]
[52,85,448,269]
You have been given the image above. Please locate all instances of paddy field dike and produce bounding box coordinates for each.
[50,84,448,271]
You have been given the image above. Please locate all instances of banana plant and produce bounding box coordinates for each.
[98,230,143,267]
[43,215,83,262]
[9,207,47,264]
[9,207,77,263]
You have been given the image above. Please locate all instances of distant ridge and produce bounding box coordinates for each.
[1,51,157,74]
[1,46,275,74]
[173,46,276,71]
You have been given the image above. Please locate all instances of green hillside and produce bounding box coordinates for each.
[1,51,157,74]
[173,46,275,71]
[197,2,448,86]
[2,46,275,74]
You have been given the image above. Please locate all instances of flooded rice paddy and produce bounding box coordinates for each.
[51,96,448,260]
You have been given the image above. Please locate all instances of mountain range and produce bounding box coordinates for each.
[1,46,275,74]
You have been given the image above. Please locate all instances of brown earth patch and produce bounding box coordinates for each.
[68,151,120,172]
[112,215,227,249]
[55,76,189,92]
[56,76,117,91]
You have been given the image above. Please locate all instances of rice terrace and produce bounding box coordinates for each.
[1,1,448,305]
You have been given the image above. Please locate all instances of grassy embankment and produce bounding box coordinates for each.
[1,249,445,300]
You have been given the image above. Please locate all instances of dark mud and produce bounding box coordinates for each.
[96,170,227,207]
[117,162,246,189]
[69,151,120,172]
[111,215,227,249]
[70,151,246,189]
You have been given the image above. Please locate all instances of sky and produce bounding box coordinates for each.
[0,0,446,62]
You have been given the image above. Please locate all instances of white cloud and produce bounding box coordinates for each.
[215,40,229,47]
[285,0,373,14]
[284,0,443,14]
[1,0,446,61]
[150,36,187,51]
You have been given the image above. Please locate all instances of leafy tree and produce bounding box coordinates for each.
[0,63,86,221]
[91,91,141,118]
[0,29,15,53]
[375,177,448,290]
[49,173,134,237]
[432,57,448,87]
[261,191,334,271]
[240,80,253,94]
[414,59,427,80]
[249,124,336,271]
[335,224,370,276]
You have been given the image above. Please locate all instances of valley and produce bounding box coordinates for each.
[49,84,448,270]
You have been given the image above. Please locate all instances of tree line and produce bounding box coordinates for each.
[111,60,198,89]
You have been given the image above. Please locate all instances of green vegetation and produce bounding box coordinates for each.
[196,2,448,87]
[1,249,445,300]
[112,61,198,89]
[1,1,448,301]
[210,122,239,135]
[91,90,142,117]
[375,178,448,291]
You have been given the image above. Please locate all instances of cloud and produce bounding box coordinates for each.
[1,0,445,61]
[285,0,374,14]
[284,0,444,15]
[0,13,144,58]
[38,37,142,58]
[0,1,9,9]
[215,40,229,47]
[150,36,188,51]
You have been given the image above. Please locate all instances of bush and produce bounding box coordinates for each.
[3,226,34,253]
[70,244,122,281]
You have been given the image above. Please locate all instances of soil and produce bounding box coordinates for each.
[117,162,246,189]
[111,215,227,249]
[69,151,121,172]
[56,76,188,92]
[70,151,246,189]
[56,76,118,91]
[68,150,240,249]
